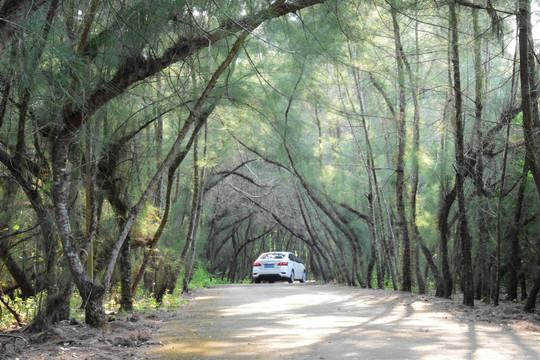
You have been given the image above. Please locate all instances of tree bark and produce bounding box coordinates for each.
[398,7,425,294]
[439,186,456,298]
[518,0,540,199]
[53,129,109,329]
[367,73,399,291]
[507,160,528,301]
[119,231,133,312]
[418,236,444,296]
[351,69,385,289]
[494,98,514,306]
[391,7,411,292]
[471,6,490,302]
[183,127,207,293]
[524,268,540,312]
[449,0,474,306]
[518,3,540,309]
[0,180,36,299]
[0,243,36,299]
[131,104,215,296]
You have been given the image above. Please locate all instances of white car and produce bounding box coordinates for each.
[252,252,306,283]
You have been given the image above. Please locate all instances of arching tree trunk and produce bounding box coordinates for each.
[155,139,203,300]
[154,74,165,213]
[350,67,385,289]
[131,104,217,296]
[183,128,207,293]
[0,179,36,299]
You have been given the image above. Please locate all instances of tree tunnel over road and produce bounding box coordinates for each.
[144,283,540,359]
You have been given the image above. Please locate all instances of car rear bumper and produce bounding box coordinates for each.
[253,274,289,282]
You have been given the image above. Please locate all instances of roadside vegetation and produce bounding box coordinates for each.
[0,267,225,330]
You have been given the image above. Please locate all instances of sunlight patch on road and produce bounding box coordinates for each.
[219,292,354,318]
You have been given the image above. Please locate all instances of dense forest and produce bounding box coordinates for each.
[1,0,540,331]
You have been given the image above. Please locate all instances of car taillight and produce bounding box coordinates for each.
[253,262,262,267]
[278,261,288,266]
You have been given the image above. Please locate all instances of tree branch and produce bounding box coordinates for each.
[62,0,327,134]
[0,0,49,55]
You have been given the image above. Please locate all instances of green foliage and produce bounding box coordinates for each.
[0,296,38,330]
[187,267,230,290]
[514,112,523,125]
[131,202,161,240]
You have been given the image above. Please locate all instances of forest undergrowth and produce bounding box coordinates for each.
[0,267,227,331]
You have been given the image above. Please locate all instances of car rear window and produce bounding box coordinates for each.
[260,253,285,260]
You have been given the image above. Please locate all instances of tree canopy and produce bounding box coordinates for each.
[1,0,540,329]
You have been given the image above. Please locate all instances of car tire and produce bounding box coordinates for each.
[288,271,294,283]
[300,271,306,283]
[254,278,261,284]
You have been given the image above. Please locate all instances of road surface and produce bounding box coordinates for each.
[142,283,540,359]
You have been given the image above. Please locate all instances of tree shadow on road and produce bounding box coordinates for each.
[145,283,540,360]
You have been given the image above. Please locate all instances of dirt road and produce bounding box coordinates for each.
[142,283,540,360]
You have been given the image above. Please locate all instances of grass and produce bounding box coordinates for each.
[187,267,229,290]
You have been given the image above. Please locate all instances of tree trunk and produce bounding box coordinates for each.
[494,102,514,306]
[0,2,65,327]
[97,140,133,312]
[403,11,424,295]
[183,127,207,293]
[449,0,474,306]
[297,194,339,282]
[519,0,540,199]
[524,268,540,313]
[0,180,36,299]
[157,137,204,300]
[470,6,490,303]
[131,104,216,296]
[518,1,540,309]
[154,74,164,213]
[351,69,384,289]
[367,72,400,290]
[0,245,36,299]
[391,7,411,292]
[439,187,456,298]
[119,233,133,312]
[418,237,444,296]
[27,281,74,333]
[53,130,109,330]
[507,160,528,301]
